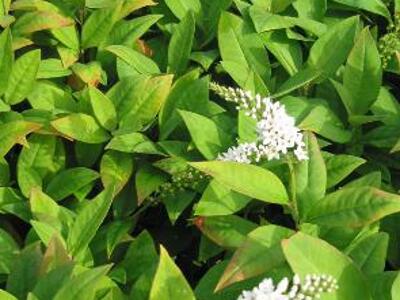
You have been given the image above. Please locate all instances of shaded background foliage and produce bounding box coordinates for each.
[2,0,400,299]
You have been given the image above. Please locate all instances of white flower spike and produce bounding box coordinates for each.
[211,83,308,162]
[237,274,338,300]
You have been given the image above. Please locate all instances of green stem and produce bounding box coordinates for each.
[131,197,159,219]
[287,157,299,227]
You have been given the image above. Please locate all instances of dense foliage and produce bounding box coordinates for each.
[2,0,400,299]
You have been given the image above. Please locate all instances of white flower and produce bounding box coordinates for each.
[237,275,338,300]
[210,83,272,120]
[217,142,259,164]
[238,278,290,300]
[212,83,308,162]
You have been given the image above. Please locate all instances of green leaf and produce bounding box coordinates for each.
[74,142,103,168]
[100,150,134,194]
[17,134,65,197]
[0,158,10,186]
[39,234,71,273]
[30,221,60,246]
[0,120,41,158]
[67,188,115,257]
[368,272,397,300]
[0,187,30,221]
[216,225,293,290]
[12,11,74,35]
[45,167,99,201]
[191,161,288,204]
[0,290,17,300]
[119,230,158,283]
[198,0,232,44]
[32,264,74,300]
[149,246,195,300]
[106,45,160,75]
[135,164,167,202]
[164,191,196,224]
[297,102,352,143]
[255,0,295,13]
[0,0,10,15]
[393,272,400,299]
[51,113,110,144]
[190,50,219,70]
[295,132,326,219]
[164,0,201,20]
[70,61,105,87]
[325,154,366,188]
[307,187,400,228]
[107,14,163,46]
[344,171,382,189]
[106,132,161,154]
[107,74,145,106]
[293,0,326,21]
[0,228,19,274]
[168,11,195,76]
[90,219,132,259]
[221,64,269,94]
[346,232,388,274]
[37,59,72,79]
[27,81,77,112]
[116,75,173,133]
[363,125,400,149]
[249,7,326,36]
[342,28,382,115]
[307,16,359,77]
[195,179,251,216]
[53,265,112,300]
[282,233,372,299]
[194,215,257,248]
[159,70,209,139]
[52,25,79,50]
[0,28,13,96]
[371,87,400,125]
[4,50,41,105]
[180,110,233,160]
[332,0,390,20]
[261,30,302,76]
[274,67,321,97]
[218,12,270,84]
[6,243,43,300]
[119,0,156,19]
[30,188,72,236]
[88,87,118,131]
[81,4,121,49]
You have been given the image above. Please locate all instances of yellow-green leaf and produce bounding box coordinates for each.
[190,161,289,204]
[88,87,117,131]
[4,49,41,105]
[149,246,195,300]
[307,187,400,227]
[51,113,110,144]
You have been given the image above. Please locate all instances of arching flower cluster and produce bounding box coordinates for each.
[379,13,400,68]
[148,166,207,201]
[210,83,308,163]
[237,274,339,300]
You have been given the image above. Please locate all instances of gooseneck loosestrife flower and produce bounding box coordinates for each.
[210,83,308,163]
[238,274,339,300]
[148,166,207,201]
